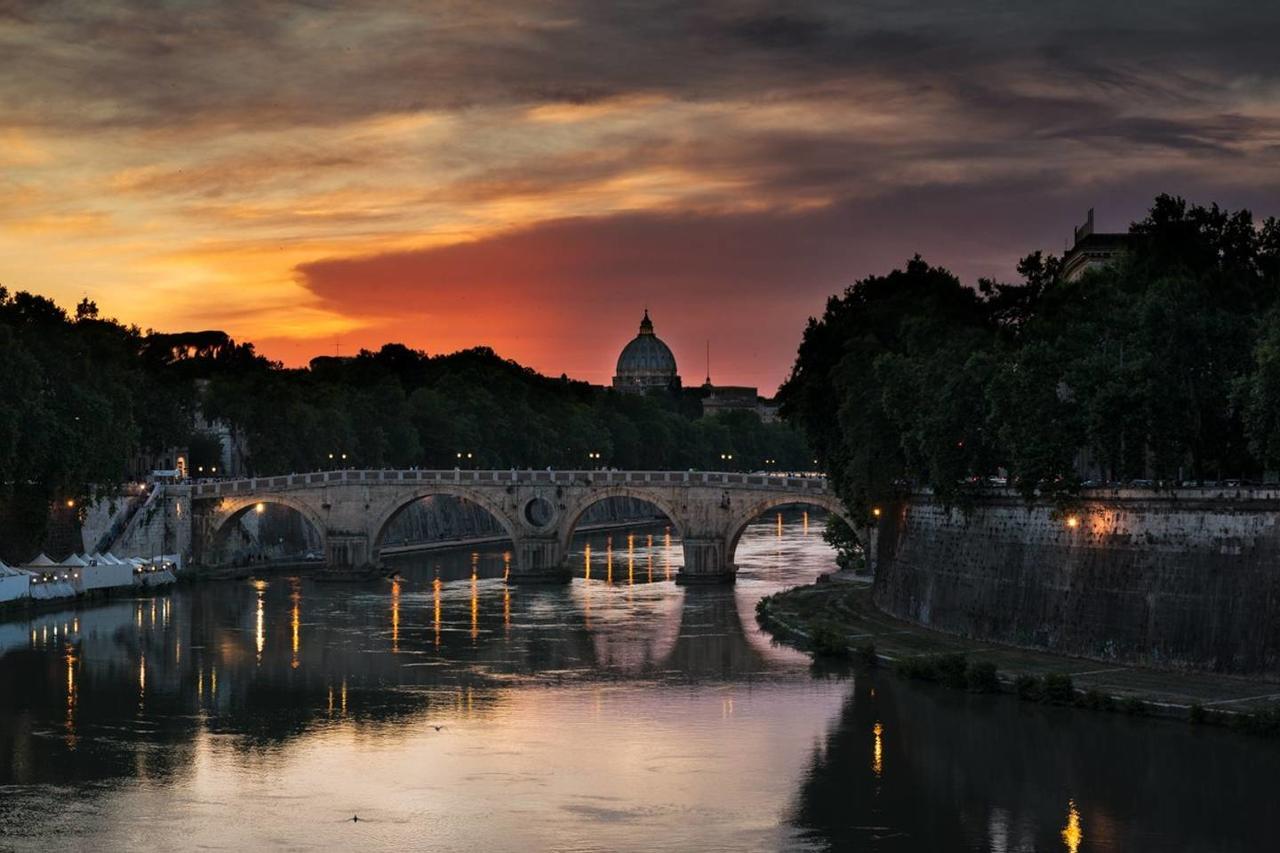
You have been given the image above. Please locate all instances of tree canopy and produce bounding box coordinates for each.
[779,195,1280,519]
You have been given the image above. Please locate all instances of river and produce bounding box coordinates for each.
[0,510,1274,851]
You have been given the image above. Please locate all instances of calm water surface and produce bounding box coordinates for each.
[1,511,1274,851]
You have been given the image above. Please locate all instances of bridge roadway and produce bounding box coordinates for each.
[190,469,851,584]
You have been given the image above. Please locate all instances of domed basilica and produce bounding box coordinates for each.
[612,310,679,392]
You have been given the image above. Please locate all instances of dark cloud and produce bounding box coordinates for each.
[722,14,829,49]
[4,1,1279,137]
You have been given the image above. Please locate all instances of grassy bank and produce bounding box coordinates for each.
[757,578,1280,736]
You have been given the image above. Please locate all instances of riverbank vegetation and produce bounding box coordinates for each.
[779,195,1280,518]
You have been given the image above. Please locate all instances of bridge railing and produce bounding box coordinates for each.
[191,469,830,498]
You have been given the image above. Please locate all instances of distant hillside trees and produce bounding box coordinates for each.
[201,345,809,473]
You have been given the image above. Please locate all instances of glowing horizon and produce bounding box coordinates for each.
[3,3,1279,391]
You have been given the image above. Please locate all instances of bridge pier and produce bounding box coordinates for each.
[326,533,374,569]
[676,536,735,585]
[508,535,571,583]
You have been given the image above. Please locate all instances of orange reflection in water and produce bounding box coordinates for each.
[470,569,479,642]
[803,510,809,534]
[872,721,884,778]
[255,591,265,662]
[606,536,614,585]
[64,648,77,749]
[390,579,401,654]
[1062,799,1083,853]
[291,586,302,667]
[663,529,671,581]
[433,576,443,648]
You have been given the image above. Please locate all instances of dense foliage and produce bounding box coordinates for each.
[779,195,1280,519]
[0,290,808,551]
[201,345,809,473]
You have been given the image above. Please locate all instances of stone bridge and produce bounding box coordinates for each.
[190,469,850,584]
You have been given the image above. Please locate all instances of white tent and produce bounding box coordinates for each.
[75,552,134,594]
[0,559,30,605]
[24,553,57,569]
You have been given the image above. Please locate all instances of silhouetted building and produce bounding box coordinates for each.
[1061,208,1133,281]
[613,310,680,392]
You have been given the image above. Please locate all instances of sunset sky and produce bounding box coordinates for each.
[3,2,1279,391]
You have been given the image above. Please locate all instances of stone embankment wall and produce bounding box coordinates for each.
[108,485,192,561]
[873,489,1280,678]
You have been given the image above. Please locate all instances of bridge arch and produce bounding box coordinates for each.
[205,495,328,566]
[557,486,686,557]
[724,493,855,570]
[369,486,521,557]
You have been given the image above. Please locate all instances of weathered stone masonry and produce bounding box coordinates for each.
[189,468,850,585]
[873,489,1280,677]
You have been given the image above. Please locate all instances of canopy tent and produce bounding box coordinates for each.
[23,553,57,569]
[0,566,29,604]
[76,555,135,593]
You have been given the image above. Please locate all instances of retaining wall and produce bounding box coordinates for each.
[873,489,1280,677]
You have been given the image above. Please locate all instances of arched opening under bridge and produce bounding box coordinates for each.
[560,493,684,586]
[373,491,517,584]
[726,498,858,583]
[206,499,326,568]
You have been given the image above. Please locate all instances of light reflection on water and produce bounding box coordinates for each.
[0,510,1276,851]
